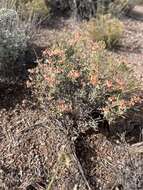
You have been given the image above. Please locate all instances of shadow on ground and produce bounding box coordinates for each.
[127,5,143,21]
[0,43,45,111]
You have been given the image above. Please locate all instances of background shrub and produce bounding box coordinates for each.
[0,8,30,83]
[45,0,143,19]
[45,0,116,19]
[0,0,50,23]
[16,0,49,21]
[107,0,143,16]
[87,14,124,48]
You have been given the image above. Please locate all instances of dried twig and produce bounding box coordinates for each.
[70,141,92,190]
[128,142,143,154]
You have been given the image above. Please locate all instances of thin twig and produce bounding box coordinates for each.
[70,142,92,190]
[128,142,143,154]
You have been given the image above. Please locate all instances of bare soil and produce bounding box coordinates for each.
[115,5,143,83]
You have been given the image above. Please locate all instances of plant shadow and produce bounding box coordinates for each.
[0,83,31,110]
[126,7,143,21]
[109,99,143,144]
[40,10,72,30]
[0,43,44,111]
[75,129,98,190]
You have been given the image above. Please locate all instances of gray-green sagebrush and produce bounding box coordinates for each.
[0,8,29,83]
